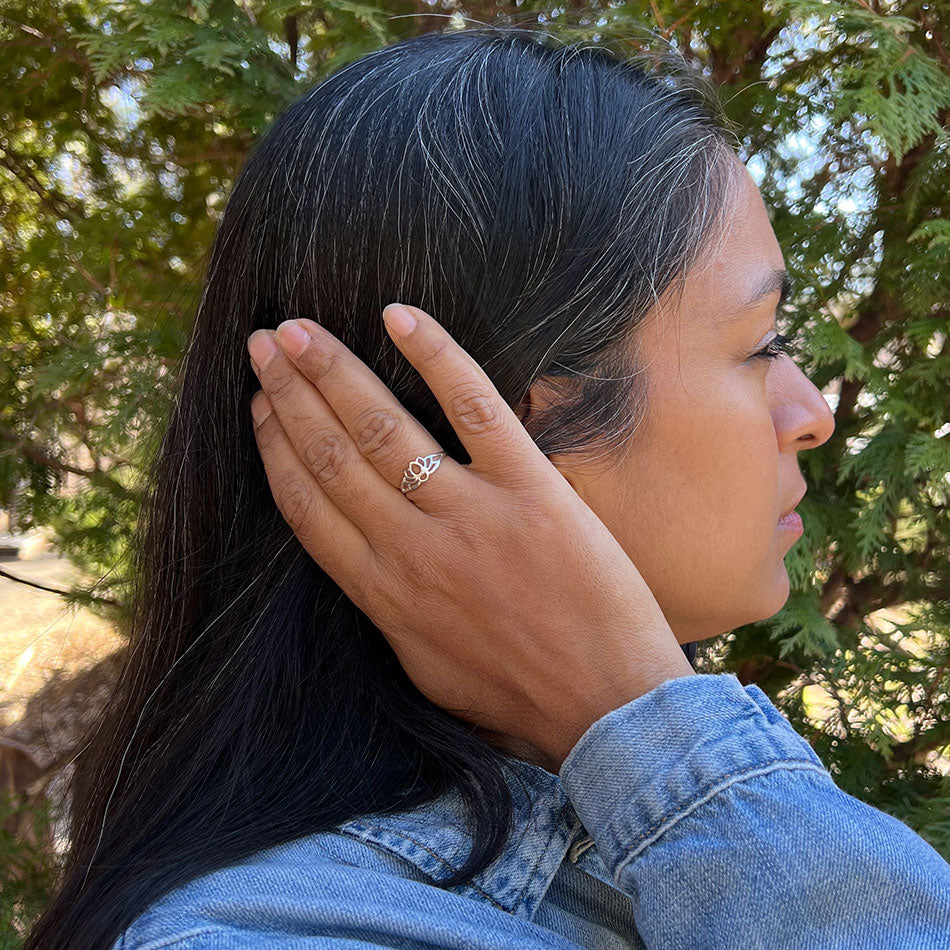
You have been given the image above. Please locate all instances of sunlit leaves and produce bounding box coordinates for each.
[3,0,949,869]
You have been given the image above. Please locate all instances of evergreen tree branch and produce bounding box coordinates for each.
[889,719,950,768]
[0,13,92,73]
[919,8,950,70]
[820,566,850,614]
[829,106,950,435]
[284,15,299,70]
[0,149,83,223]
[924,654,950,710]
[0,567,120,607]
[0,424,136,503]
[831,579,906,631]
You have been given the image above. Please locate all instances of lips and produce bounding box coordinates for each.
[779,485,807,522]
[778,510,803,532]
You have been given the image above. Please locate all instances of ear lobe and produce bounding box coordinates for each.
[517,376,585,493]
[519,375,566,425]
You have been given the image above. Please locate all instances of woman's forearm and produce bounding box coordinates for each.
[559,673,950,950]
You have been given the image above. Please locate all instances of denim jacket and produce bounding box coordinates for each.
[118,673,950,949]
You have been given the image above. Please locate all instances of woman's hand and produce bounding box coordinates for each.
[247,304,694,772]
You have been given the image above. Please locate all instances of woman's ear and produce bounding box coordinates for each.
[515,376,584,492]
[514,375,561,432]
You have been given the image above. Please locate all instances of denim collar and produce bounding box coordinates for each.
[336,757,584,919]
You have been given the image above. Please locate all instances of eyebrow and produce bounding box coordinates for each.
[737,268,792,312]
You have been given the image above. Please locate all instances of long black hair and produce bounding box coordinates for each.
[28,24,736,949]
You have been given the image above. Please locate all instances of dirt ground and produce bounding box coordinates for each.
[0,554,124,773]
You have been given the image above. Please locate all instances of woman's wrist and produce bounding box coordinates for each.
[534,645,698,771]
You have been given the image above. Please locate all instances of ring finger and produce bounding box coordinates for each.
[268,319,468,513]
[248,330,425,535]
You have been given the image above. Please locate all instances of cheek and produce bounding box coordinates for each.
[601,376,780,617]
[642,379,776,529]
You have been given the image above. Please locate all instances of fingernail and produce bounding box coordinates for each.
[250,392,272,426]
[276,320,310,358]
[248,330,278,369]
[383,304,417,338]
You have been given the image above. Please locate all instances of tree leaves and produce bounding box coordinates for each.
[3,0,950,881]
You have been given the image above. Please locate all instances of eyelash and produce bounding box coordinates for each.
[751,332,796,363]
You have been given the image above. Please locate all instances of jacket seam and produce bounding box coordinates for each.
[337,800,576,917]
[335,827,507,912]
[121,927,221,950]
[509,800,576,916]
[613,759,826,884]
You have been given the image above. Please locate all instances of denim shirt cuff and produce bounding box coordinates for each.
[558,672,828,878]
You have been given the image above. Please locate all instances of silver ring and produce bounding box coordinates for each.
[400,452,446,494]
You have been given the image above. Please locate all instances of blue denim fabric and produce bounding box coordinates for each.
[117,673,950,949]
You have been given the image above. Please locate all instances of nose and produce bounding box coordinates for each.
[769,359,836,451]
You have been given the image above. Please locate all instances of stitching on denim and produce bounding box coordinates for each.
[337,827,507,911]
[337,800,577,916]
[612,759,826,885]
[508,800,576,915]
[128,927,221,949]
[395,831,509,910]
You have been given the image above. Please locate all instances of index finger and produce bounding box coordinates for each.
[379,304,550,480]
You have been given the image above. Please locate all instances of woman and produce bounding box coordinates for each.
[27,25,950,949]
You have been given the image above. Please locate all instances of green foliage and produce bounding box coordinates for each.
[0,792,61,947]
[776,0,950,161]
[2,0,949,921]
[767,589,841,659]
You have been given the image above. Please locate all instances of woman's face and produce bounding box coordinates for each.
[547,156,836,643]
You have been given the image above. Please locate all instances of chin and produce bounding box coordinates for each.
[759,567,791,619]
[669,615,735,644]
[663,556,794,643]
[673,580,791,644]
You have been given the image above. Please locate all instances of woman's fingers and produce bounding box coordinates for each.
[248,330,424,537]
[378,304,550,482]
[270,319,467,512]
[246,309,691,772]
[249,390,376,590]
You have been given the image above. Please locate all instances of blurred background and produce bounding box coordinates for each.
[1,0,948,940]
